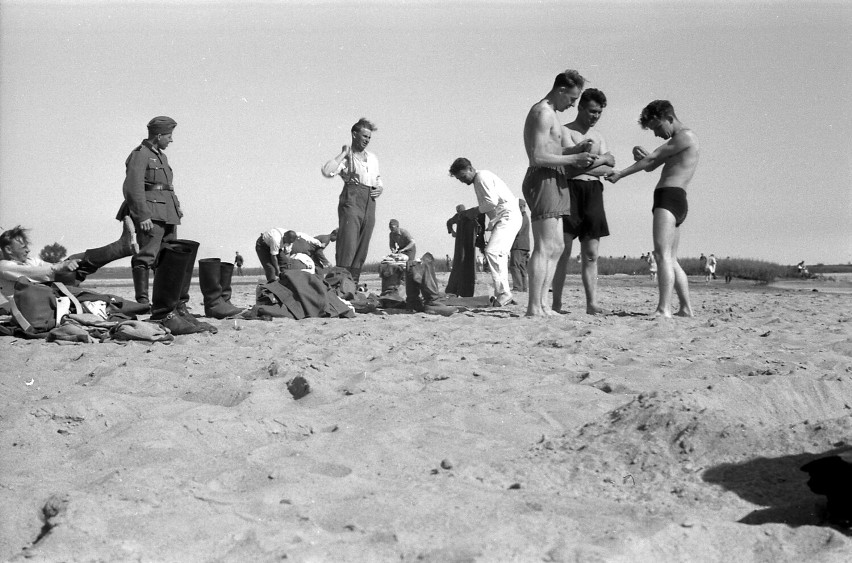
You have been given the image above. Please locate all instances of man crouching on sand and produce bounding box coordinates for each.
[606,100,699,318]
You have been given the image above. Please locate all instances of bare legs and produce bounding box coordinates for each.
[526,217,564,317]
[551,233,573,313]
[552,235,603,315]
[652,209,692,318]
[578,238,603,314]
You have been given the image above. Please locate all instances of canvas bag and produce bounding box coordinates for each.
[7,279,83,334]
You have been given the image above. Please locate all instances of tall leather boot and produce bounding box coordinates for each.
[132,266,151,306]
[76,243,136,284]
[150,240,216,335]
[378,262,405,308]
[199,258,243,319]
[171,239,216,331]
[218,261,244,315]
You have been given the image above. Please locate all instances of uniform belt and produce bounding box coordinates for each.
[145,183,173,191]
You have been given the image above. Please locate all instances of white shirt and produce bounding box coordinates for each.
[261,229,323,256]
[322,149,383,188]
[261,228,288,256]
[0,256,54,298]
[473,170,518,221]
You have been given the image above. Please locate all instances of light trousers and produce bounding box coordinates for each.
[484,205,522,298]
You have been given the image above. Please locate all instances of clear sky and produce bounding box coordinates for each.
[1,0,850,267]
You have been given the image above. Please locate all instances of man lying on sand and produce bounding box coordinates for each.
[0,220,138,298]
[606,100,700,318]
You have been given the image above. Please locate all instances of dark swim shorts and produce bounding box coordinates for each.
[522,167,570,221]
[563,179,610,239]
[652,187,688,227]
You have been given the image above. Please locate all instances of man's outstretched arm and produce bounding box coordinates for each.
[606,134,690,183]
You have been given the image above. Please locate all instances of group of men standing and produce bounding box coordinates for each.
[113,65,700,322]
[520,69,700,318]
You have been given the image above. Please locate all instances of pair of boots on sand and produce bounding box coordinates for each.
[379,253,456,316]
[74,221,243,335]
[147,241,245,335]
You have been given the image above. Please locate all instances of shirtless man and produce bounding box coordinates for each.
[552,88,614,314]
[606,100,699,317]
[522,69,596,317]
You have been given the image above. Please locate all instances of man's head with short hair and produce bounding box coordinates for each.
[551,69,586,112]
[351,118,376,152]
[519,199,527,210]
[455,204,466,213]
[329,228,339,242]
[577,88,607,129]
[389,219,400,234]
[283,230,298,244]
[351,118,377,134]
[449,157,476,185]
[0,225,31,262]
[553,69,585,91]
[639,100,677,129]
[579,88,607,109]
[639,100,679,139]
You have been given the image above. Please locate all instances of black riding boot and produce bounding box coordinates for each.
[132,266,150,306]
[199,258,243,319]
[150,240,216,335]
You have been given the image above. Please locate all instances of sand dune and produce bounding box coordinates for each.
[1,273,851,562]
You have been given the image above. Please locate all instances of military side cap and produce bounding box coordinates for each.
[147,116,177,135]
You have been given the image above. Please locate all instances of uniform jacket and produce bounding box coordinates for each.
[116,140,182,225]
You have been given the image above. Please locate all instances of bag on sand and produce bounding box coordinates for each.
[6,279,83,336]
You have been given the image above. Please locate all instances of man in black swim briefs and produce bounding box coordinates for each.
[552,88,615,315]
[652,186,687,227]
[606,100,700,318]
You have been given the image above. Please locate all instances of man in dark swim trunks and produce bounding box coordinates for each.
[522,69,596,317]
[552,88,615,315]
[606,100,700,318]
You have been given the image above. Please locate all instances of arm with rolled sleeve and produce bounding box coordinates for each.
[322,146,348,178]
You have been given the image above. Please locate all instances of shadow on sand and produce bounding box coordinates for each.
[702,446,852,535]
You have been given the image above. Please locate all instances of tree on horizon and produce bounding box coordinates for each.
[39,242,67,264]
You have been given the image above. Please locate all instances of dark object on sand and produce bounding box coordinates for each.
[801,454,852,528]
[287,376,311,400]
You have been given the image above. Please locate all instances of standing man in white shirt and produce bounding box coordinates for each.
[449,158,522,307]
[321,118,384,283]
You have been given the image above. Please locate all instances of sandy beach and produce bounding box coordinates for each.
[2,272,851,562]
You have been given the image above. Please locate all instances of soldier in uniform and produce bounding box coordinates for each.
[117,116,182,305]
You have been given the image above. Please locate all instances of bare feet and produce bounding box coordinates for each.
[654,308,673,319]
[525,303,550,317]
[586,304,607,315]
[675,308,694,317]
